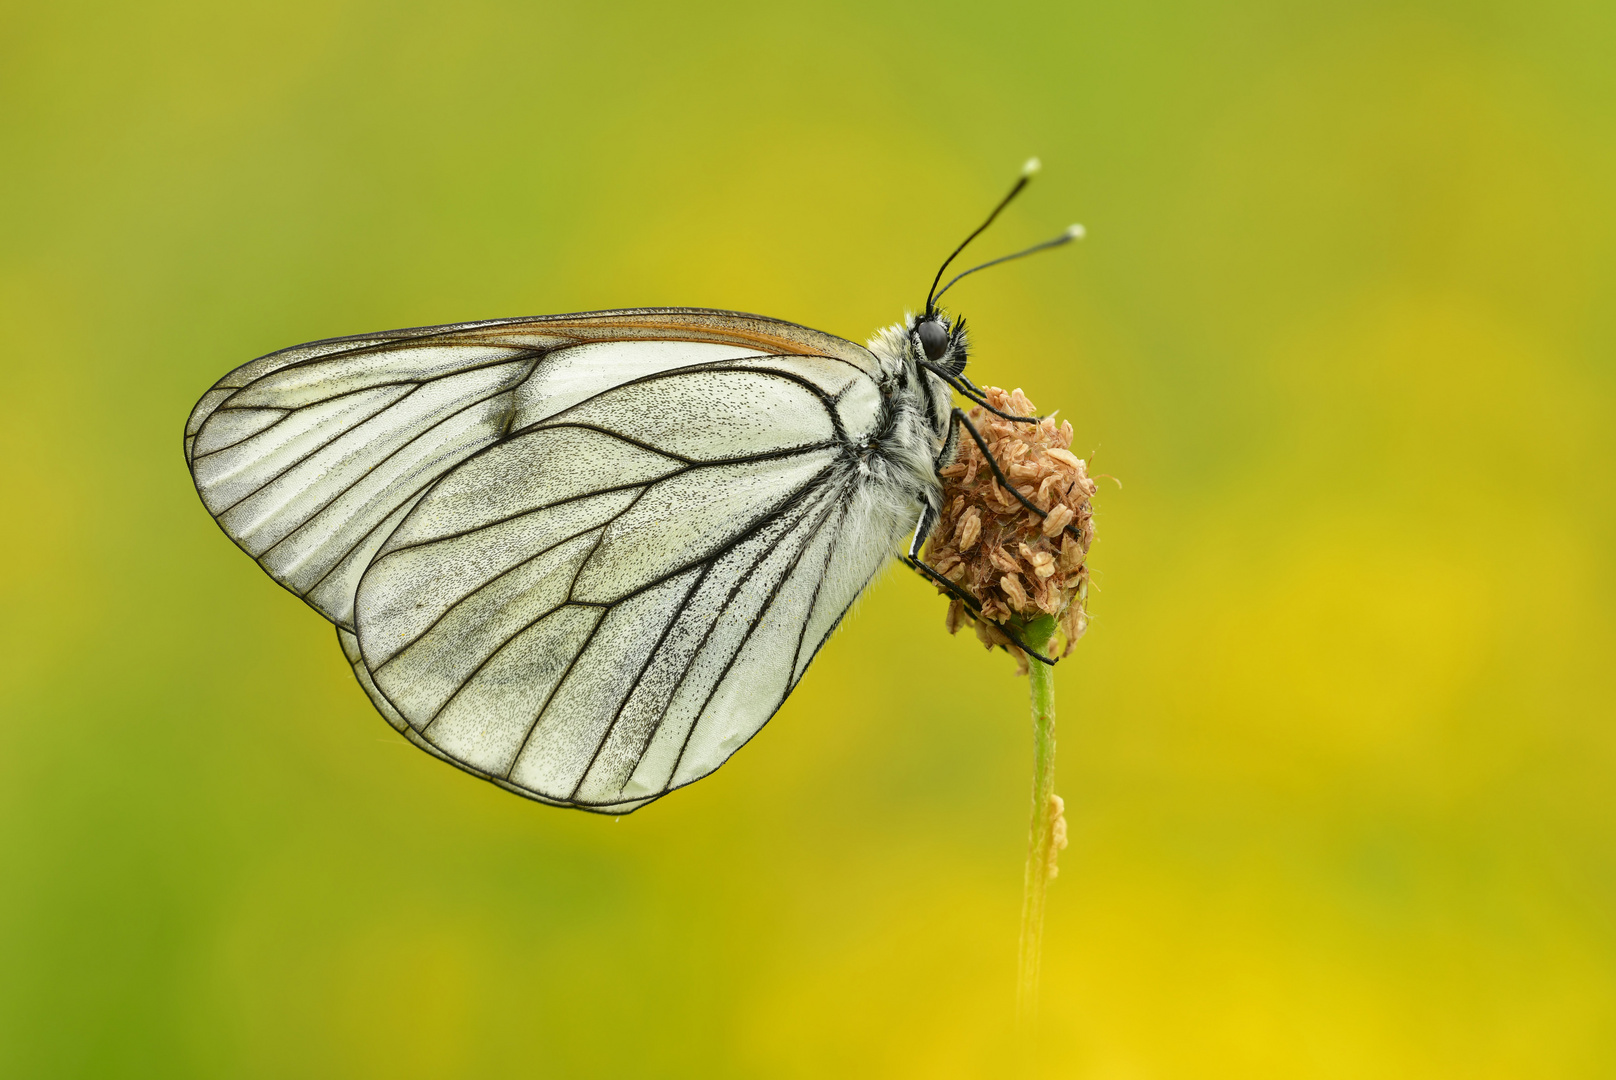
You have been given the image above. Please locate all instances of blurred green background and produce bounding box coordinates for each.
[3,0,1614,1076]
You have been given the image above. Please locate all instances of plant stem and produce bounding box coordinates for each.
[1016,613,1061,1032]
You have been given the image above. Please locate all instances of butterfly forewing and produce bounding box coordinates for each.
[187,309,894,811]
[184,310,877,626]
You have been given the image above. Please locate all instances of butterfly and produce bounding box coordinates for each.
[184,160,1082,813]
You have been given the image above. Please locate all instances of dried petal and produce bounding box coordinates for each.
[1059,534,1087,571]
[1000,573,1029,610]
[956,507,982,551]
[1041,503,1076,537]
[974,615,995,650]
[988,545,1021,574]
[1046,447,1083,471]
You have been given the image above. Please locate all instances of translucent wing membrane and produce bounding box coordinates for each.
[187,309,890,811]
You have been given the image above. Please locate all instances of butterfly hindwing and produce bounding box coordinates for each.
[352,365,881,811]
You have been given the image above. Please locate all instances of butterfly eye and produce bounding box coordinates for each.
[917,318,950,362]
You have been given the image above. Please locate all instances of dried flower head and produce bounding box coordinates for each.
[925,386,1097,671]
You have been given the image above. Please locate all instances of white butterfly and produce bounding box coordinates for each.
[185,161,1082,813]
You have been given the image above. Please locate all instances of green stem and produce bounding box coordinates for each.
[1016,614,1060,1033]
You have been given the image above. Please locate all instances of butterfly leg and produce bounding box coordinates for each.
[908,498,939,560]
[904,553,1058,666]
[919,361,1042,423]
[953,371,1038,422]
[903,503,1057,666]
[903,553,977,612]
[904,500,982,611]
[951,408,1086,546]
[904,500,977,610]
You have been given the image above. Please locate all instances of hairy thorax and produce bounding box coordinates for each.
[864,319,955,509]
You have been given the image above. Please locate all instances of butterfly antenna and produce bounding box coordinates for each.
[931,223,1085,306]
[924,157,1043,318]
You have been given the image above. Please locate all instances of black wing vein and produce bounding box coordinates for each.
[665,480,851,784]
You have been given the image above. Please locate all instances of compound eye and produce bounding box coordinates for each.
[917,319,950,362]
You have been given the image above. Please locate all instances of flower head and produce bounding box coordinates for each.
[925,386,1097,670]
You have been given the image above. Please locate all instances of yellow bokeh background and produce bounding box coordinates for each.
[3,1,1613,1076]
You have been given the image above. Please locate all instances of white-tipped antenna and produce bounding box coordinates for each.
[930,222,1086,305]
[924,160,1046,315]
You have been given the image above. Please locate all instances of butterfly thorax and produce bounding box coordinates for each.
[865,316,963,516]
